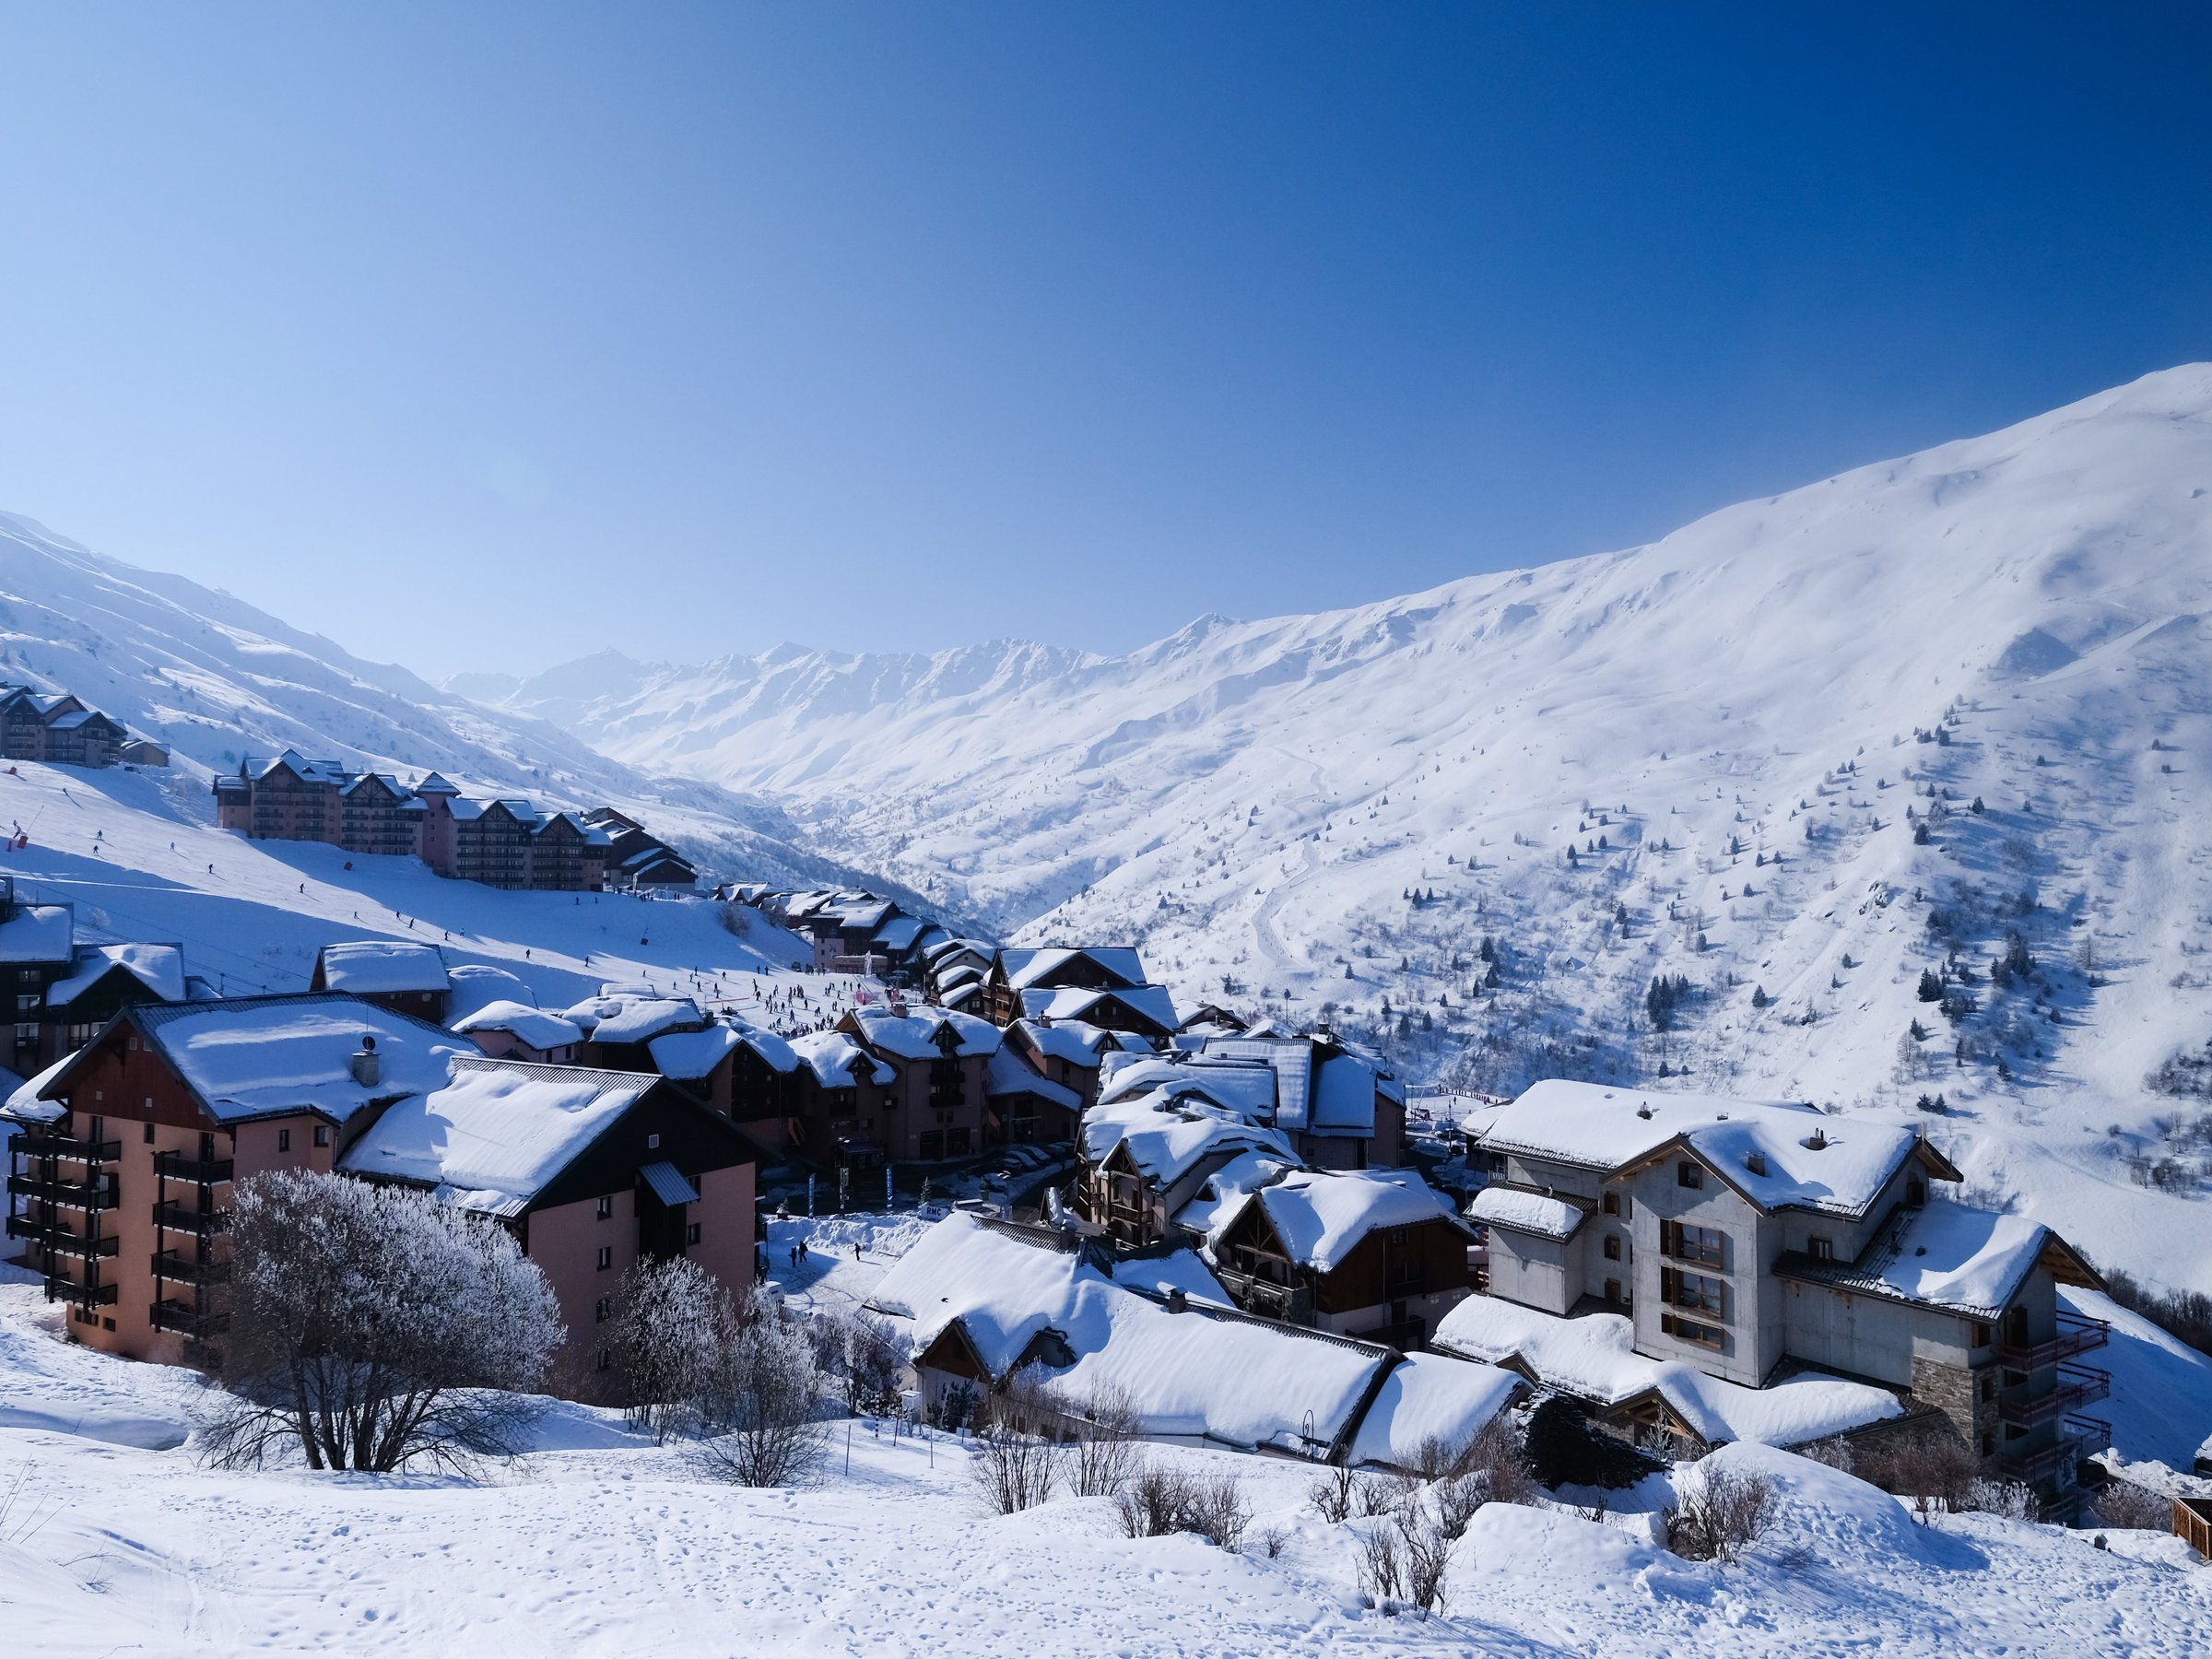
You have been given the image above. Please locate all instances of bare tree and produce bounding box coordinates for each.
[970,1369,1061,1514]
[202,1170,562,1475]
[1059,1380,1143,1498]
[692,1312,830,1488]
[813,1311,905,1418]
[1114,1457,1250,1548]
[1666,1464,1777,1562]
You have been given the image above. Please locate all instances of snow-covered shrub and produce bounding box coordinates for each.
[607,1255,741,1442]
[1666,1465,1776,1563]
[1964,1477,2040,1521]
[1310,1462,1358,1524]
[692,1314,830,1488]
[2088,1478,2172,1530]
[1796,1435,1854,1476]
[809,1310,904,1418]
[1851,1428,1978,1517]
[1114,1460,1250,1549]
[203,1169,561,1475]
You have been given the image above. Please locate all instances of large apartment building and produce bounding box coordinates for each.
[1463,1079,2108,1512]
[210,752,694,893]
[0,685,149,771]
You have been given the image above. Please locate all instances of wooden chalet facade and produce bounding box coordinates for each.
[1206,1182,1475,1350]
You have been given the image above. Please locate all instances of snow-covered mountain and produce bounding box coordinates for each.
[0,512,934,902]
[508,367,2212,1288]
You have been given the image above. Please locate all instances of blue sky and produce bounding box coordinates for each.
[2,4,2207,680]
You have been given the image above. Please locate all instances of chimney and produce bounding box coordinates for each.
[1745,1150,1768,1176]
[1166,1287,1188,1313]
[1801,1127,1829,1151]
[1636,1104,1653,1119]
[349,1034,382,1088]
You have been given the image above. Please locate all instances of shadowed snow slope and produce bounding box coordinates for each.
[520,366,2212,1292]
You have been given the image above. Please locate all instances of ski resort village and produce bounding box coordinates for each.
[6,360,2212,1653]
[6,14,2212,1649]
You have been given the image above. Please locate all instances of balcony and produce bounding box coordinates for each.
[1997,1312,2109,1370]
[48,1275,119,1307]
[154,1150,235,1185]
[1998,1415,2107,1486]
[6,1218,120,1259]
[8,1171,119,1210]
[16,1129,121,1163]
[151,1250,230,1285]
[151,1201,229,1234]
[149,1299,229,1338]
[1996,1365,2111,1430]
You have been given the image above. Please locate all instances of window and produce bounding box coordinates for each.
[277,1128,290,1152]
[595,1347,611,1371]
[1665,1270,1726,1317]
[594,1298,610,1324]
[1659,1312,1724,1348]
[686,1222,701,1245]
[596,1246,613,1271]
[1659,1220,1725,1267]
[1603,1277,1623,1304]
[1979,1373,1995,1403]
[312,1124,330,1147]
[1971,1322,1992,1349]
[646,1133,660,1150]
[1809,1236,1834,1262]
[143,1123,154,1144]
[1600,1191,1618,1216]
[596,1194,614,1219]
[1981,1433,1994,1457]
[1907,1179,1926,1206]
[1677,1161,1703,1190]
[1603,1234,1622,1261]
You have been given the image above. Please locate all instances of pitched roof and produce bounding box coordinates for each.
[999,947,1149,991]
[648,1022,744,1081]
[984,1045,1080,1110]
[1082,1088,1294,1187]
[338,1056,657,1217]
[1241,1168,1467,1271]
[450,999,584,1052]
[315,939,449,995]
[565,993,705,1044]
[847,1006,1002,1061]
[1478,1079,1942,1218]
[1020,982,1178,1033]
[1468,1183,1587,1241]
[104,994,467,1125]
[1773,1197,2100,1320]
[46,942,186,1007]
[0,901,74,966]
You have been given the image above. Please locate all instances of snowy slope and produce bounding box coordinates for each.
[0,512,929,900]
[524,366,2212,1290]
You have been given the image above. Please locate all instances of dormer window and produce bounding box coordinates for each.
[1810,1236,1834,1261]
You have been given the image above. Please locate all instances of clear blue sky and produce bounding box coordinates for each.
[2,4,2207,681]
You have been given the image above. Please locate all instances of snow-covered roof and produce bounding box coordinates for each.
[847,1006,1002,1062]
[0,1053,74,1124]
[1172,1148,1296,1251]
[1243,1168,1465,1271]
[735,1028,802,1074]
[869,1215,1393,1454]
[872,915,925,952]
[0,902,73,965]
[1479,1079,1935,1218]
[1012,1018,1118,1067]
[442,963,535,1025]
[1468,1184,1585,1241]
[1098,1053,1279,1120]
[984,1046,1080,1110]
[1021,982,1179,1032]
[1082,1088,1295,1187]
[790,1031,880,1089]
[565,994,704,1044]
[1108,1251,1233,1306]
[999,946,1149,992]
[649,1023,743,1081]
[1432,1296,1903,1447]
[1778,1197,2086,1320]
[940,982,982,1008]
[451,1000,584,1052]
[1310,1050,1384,1135]
[935,962,984,990]
[339,1056,657,1218]
[122,995,469,1126]
[315,940,450,995]
[46,943,186,1007]
[1347,1353,1524,1472]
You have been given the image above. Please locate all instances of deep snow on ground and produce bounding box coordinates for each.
[0,1265,2208,1657]
[518,367,2212,1294]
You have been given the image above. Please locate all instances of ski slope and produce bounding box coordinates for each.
[502,365,2212,1292]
